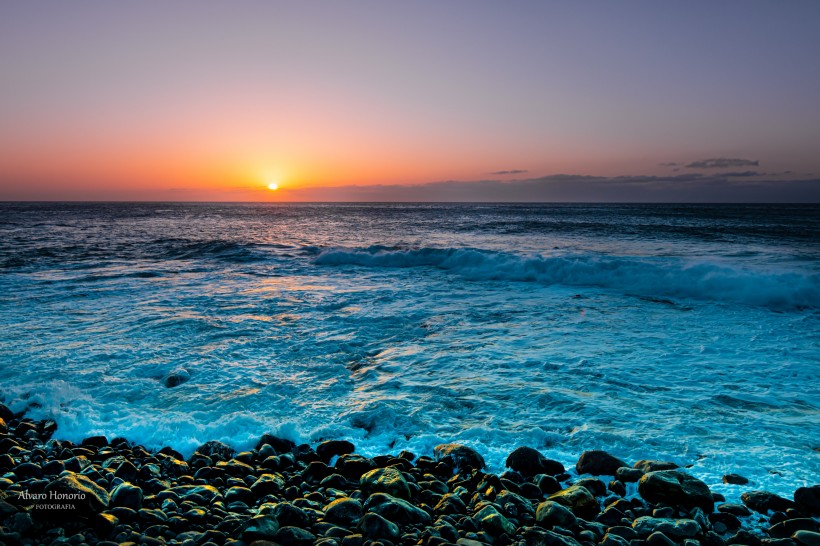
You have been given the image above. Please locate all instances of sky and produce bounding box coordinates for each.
[1,1,819,202]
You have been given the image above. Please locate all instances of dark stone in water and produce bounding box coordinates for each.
[359,512,401,541]
[722,474,749,485]
[795,485,820,516]
[574,477,607,497]
[709,511,741,531]
[769,518,819,539]
[194,440,234,462]
[81,435,108,448]
[633,460,679,473]
[335,453,377,480]
[256,433,296,454]
[433,443,485,471]
[0,403,14,422]
[638,470,714,512]
[317,440,355,462]
[506,446,565,477]
[536,474,562,495]
[576,450,628,476]
[549,484,600,520]
[741,491,796,514]
[162,368,190,388]
[324,497,363,526]
[616,467,645,483]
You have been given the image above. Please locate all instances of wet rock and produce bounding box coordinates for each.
[7,512,34,534]
[366,492,432,525]
[633,460,679,473]
[548,485,600,520]
[575,477,607,497]
[267,501,310,528]
[646,531,677,546]
[768,519,819,539]
[14,461,43,479]
[250,473,285,498]
[616,467,645,483]
[358,512,400,541]
[474,504,516,536]
[722,474,749,485]
[523,528,583,546]
[81,435,108,448]
[728,530,762,546]
[169,484,222,503]
[44,471,110,517]
[162,368,190,388]
[709,511,741,531]
[536,474,562,494]
[434,443,485,471]
[111,482,143,510]
[742,491,797,514]
[241,514,279,542]
[718,503,751,517]
[360,466,411,499]
[256,433,296,453]
[317,440,355,462]
[633,516,700,539]
[601,533,632,546]
[793,531,820,546]
[324,497,363,526]
[794,485,820,516]
[576,450,628,476]
[194,440,235,462]
[535,500,577,528]
[0,403,13,422]
[335,453,377,480]
[506,447,565,477]
[638,470,714,512]
[434,492,467,515]
[274,526,316,545]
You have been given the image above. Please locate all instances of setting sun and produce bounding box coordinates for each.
[267,182,279,191]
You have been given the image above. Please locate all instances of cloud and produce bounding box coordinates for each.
[659,162,680,167]
[720,171,760,177]
[685,158,759,169]
[490,169,528,175]
[280,173,820,203]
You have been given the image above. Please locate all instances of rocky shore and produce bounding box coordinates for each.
[0,405,818,546]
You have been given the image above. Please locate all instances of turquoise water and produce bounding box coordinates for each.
[0,203,818,498]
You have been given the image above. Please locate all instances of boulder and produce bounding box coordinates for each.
[434,443,485,471]
[316,440,355,462]
[44,472,110,517]
[741,490,796,514]
[506,447,565,477]
[535,500,577,528]
[548,485,600,520]
[110,482,143,510]
[358,512,400,541]
[795,485,820,516]
[576,450,627,476]
[360,466,411,500]
[324,497,362,526]
[193,440,234,461]
[632,516,701,539]
[474,504,517,536]
[638,470,714,512]
[633,460,679,473]
[365,492,431,525]
[241,514,279,542]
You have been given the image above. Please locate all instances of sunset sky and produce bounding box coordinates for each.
[1,1,819,202]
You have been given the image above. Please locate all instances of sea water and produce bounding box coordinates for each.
[0,202,817,499]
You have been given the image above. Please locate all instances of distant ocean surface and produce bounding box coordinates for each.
[1,203,818,498]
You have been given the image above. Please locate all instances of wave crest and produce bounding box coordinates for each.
[314,245,820,309]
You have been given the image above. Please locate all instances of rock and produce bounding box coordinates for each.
[535,500,577,528]
[81,435,109,448]
[601,533,631,546]
[496,489,535,515]
[14,462,43,479]
[115,460,138,482]
[709,511,741,531]
[366,492,431,525]
[111,483,143,510]
[548,485,600,520]
[194,440,235,461]
[169,484,222,503]
[633,517,701,539]
[722,474,749,485]
[536,473,562,494]
[523,528,583,546]
[576,450,628,476]
[633,460,679,473]
[250,474,286,498]
[474,504,517,536]
[718,503,751,516]
[793,531,820,546]
[241,515,279,542]
[574,477,607,497]
[358,512,400,541]
[7,512,34,534]
[316,440,355,462]
[274,526,316,546]
[768,519,819,539]
[360,467,411,500]
[335,453,377,480]
[267,502,310,528]
[616,467,645,483]
[434,492,467,515]
[324,497,362,526]
[742,491,796,514]
[795,485,820,516]
[256,433,296,453]
[44,472,110,517]
[506,447,565,477]
[0,403,13,421]
[646,531,677,546]
[162,368,190,387]
[433,443,485,471]
[638,470,714,512]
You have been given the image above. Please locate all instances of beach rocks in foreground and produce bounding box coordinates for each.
[0,406,817,546]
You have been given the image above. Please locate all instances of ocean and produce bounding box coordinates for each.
[0,202,818,499]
